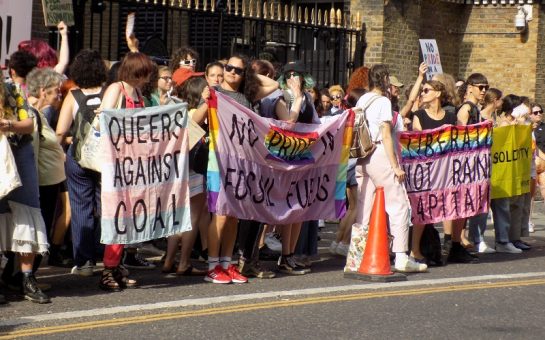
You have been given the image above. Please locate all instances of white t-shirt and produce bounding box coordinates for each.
[355,92,392,142]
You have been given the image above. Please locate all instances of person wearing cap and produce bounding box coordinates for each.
[389,75,404,112]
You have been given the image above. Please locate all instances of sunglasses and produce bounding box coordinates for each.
[421,88,434,94]
[533,110,543,115]
[225,64,244,75]
[331,95,342,100]
[159,76,172,81]
[180,59,197,66]
[284,71,300,79]
[471,84,489,92]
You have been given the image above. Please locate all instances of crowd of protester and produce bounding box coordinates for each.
[0,23,541,305]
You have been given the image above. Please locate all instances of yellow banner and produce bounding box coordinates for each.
[490,125,532,199]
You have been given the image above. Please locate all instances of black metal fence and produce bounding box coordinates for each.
[56,0,366,88]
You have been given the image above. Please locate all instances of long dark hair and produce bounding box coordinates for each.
[178,76,207,110]
[368,64,390,97]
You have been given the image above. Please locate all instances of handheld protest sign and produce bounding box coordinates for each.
[419,39,443,80]
[41,0,75,27]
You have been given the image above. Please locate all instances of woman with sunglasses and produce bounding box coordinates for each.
[445,73,490,264]
[170,46,199,73]
[203,54,279,284]
[328,85,347,116]
[352,64,426,273]
[408,80,456,264]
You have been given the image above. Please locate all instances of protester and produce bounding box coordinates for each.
[389,75,403,112]
[170,46,199,73]
[18,21,69,75]
[204,61,224,87]
[352,64,427,273]
[25,68,70,270]
[490,94,523,254]
[328,85,346,116]
[0,79,50,304]
[202,54,278,284]
[409,80,456,264]
[56,49,108,277]
[317,89,333,117]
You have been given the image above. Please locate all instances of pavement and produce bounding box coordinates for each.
[1,200,545,339]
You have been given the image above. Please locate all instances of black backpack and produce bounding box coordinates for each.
[70,88,105,162]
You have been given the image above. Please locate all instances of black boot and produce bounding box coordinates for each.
[22,272,51,304]
[0,290,6,304]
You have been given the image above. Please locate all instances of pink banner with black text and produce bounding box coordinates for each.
[398,122,493,225]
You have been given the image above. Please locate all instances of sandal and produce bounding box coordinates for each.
[99,269,122,292]
[113,267,138,289]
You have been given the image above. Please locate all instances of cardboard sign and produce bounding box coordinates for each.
[419,39,443,80]
[41,0,74,26]
[206,90,354,224]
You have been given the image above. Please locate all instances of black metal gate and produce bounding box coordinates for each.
[58,0,365,88]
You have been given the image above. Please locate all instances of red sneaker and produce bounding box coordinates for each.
[204,265,231,284]
[226,264,248,283]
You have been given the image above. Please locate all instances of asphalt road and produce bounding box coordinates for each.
[1,202,545,339]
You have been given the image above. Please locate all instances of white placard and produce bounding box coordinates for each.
[419,39,443,80]
[0,0,33,74]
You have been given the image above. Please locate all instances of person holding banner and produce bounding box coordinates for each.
[353,64,427,273]
[97,52,156,290]
[409,80,457,263]
[205,62,224,87]
[447,73,490,263]
[204,54,279,284]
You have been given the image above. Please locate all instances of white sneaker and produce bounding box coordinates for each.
[477,242,496,254]
[495,242,522,254]
[137,243,165,257]
[329,241,339,255]
[529,222,535,233]
[394,258,427,273]
[71,260,95,277]
[264,233,282,252]
[336,242,349,256]
[318,220,325,228]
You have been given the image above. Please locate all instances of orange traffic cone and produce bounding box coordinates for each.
[345,186,406,282]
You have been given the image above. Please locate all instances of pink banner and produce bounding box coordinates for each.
[398,122,492,225]
[206,91,354,224]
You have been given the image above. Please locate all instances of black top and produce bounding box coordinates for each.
[414,108,457,130]
[535,122,545,153]
[458,101,481,124]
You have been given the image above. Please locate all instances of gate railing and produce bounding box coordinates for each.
[56,0,366,87]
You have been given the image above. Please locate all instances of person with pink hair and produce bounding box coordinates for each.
[18,22,69,75]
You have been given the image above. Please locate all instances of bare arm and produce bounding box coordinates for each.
[0,117,34,135]
[275,77,304,122]
[381,121,405,183]
[54,22,69,75]
[457,104,470,125]
[126,33,139,53]
[411,114,422,131]
[100,83,123,110]
[56,90,76,144]
[400,63,427,118]
[253,74,279,102]
[191,86,210,124]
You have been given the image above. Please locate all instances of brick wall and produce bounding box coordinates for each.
[536,5,545,104]
[350,0,384,65]
[457,5,539,98]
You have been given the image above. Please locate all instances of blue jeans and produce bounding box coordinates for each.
[490,198,510,243]
[468,213,488,244]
